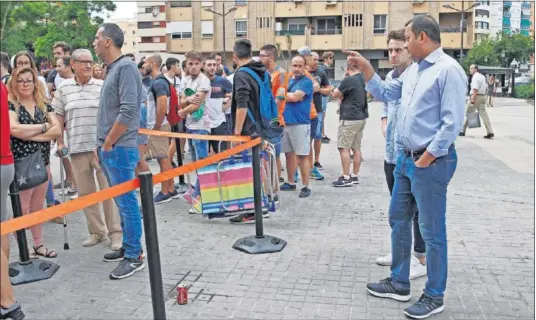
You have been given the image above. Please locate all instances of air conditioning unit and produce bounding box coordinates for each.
[326,0,337,5]
[152,6,159,17]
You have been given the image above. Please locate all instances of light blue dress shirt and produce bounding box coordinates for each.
[381,68,403,164]
[367,47,467,158]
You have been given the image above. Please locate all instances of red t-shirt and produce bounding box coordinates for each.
[0,82,14,165]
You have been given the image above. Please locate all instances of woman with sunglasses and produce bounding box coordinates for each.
[7,67,61,258]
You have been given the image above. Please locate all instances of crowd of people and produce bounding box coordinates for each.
[0,14,483,319]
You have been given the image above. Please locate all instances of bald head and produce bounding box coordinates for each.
[144,54,163,76]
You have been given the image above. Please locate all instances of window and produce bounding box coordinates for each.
[288,24,306,35]
[133,41,136,47]
[202,21,214,38]
[170,1,191,8]
[201,1,213,7]
[235,20,247,37]
[475,21,489,29]
[153,21,160,27]
[153,36,161,43]
[138,22,153,29]
[257,17,271,29]
[317,18,336,34]
[414,13,427,17]
[171,32,192,39]
[144,7,152,13]
[475,9,490,18]
[235,0,247,5]
[344,14,362,27]
[373,15,387,34]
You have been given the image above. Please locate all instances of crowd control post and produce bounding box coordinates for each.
[8,181,60,285]
[172,124,187,194]
[232,140,287,254]
[139,172,167,320]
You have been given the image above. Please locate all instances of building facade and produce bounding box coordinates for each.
[114,19,139,57]
[134,0,481,78]
[489,0,532,37]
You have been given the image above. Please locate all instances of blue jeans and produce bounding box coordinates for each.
[389,145,457,299]
[186,129,209,197]
[46,180,55,205]
[99,146,142,259]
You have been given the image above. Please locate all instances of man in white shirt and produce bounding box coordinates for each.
[459,64,494,139]
[164,57,185,165]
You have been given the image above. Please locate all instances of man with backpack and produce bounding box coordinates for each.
[228,39,280,224]
[143,54,180,204]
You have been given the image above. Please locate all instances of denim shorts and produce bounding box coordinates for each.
[310,114,323,140]
[138,103,149,145]
[187,128,209,161]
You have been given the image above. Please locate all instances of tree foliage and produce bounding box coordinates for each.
[465,31,535,69]
[0,1,116,60]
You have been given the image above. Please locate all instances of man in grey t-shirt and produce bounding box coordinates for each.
[93,22,144,280]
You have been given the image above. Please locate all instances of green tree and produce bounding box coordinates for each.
[465,32,535,69]
[0,1,115,59]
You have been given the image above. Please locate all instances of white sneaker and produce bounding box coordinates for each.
[410,256,427,280]
[376,253,392,266]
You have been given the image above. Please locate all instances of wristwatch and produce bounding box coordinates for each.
[41,124,46,133]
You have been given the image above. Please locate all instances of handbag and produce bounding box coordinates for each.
[467,111,481,129]
[14,150,48,191]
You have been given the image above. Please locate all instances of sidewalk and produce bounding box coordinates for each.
[10,99,535,320]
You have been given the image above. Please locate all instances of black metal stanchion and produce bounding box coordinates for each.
[232,142,287,254]
[8,181,60,285]
[139,172,167,320]
[172,124,187,194]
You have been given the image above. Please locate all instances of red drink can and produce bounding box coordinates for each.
[177,285,188,305]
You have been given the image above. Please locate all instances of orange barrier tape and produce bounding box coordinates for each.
[139,128,252,142]
[0,138,261,235]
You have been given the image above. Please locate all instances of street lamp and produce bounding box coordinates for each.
[44,13,50,31]
[204,4,237,65]
[442,1,479,63]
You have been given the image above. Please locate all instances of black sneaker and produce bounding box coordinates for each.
[350,176,359,184]
[484,133,494,139]
[109,258,145,280]
[104,248,144,262]
[229,212,269,224]
[404,294,444,319]
[332,176,352,187]
[280,182,297,191]
[458,132,465,136]
[298,187,311,198]
[0,302,25,320]
[366,277,411,302]
[321,136,330,143]
[314,161,323,170]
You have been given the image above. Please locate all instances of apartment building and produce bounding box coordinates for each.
[135,0,480,78]
[489,0,532,36]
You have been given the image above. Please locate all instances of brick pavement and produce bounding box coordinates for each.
[8,99,534,320]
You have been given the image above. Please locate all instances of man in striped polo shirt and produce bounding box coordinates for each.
[52,49,122,250]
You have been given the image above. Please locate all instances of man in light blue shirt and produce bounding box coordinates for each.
[345,15,466,319]
[376,28,427,281]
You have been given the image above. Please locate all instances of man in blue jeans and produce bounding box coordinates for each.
[178,51,211,212]
[346,15,466,319]
[93,23,144,280]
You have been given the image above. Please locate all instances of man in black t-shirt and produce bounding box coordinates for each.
[331,64,368,187]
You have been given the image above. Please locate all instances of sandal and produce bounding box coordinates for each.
[32,245,57,258]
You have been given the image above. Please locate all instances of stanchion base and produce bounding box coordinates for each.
[9,259,60,285]
[232,235,287,254]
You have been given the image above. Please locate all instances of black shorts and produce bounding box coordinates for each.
[209,122,229,153]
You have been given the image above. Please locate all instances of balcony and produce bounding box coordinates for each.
[521,1,531,9]
[474,27,490,34]
[310,34,342,50]
[137,12,166,22]
[503,11,511,17]
[274,35,306,50]
[274,2,307,17]
[440,1,475,13]
[314,28,342,35]
[275,29,305,36]
[503,1,512,8]
[137,28,167,37]
[441,32,471,49]
[503,19,511,28]
[169,38,193,52]
[137,42,167,52]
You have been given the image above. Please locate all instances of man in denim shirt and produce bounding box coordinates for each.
[346,15,466,319]
[376,29,427,281]
[94,23,144,280]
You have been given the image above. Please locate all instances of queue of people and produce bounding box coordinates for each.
[0,14,488,319]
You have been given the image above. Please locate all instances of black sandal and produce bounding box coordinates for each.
[32,245,57,258]
[0,302,25,320]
